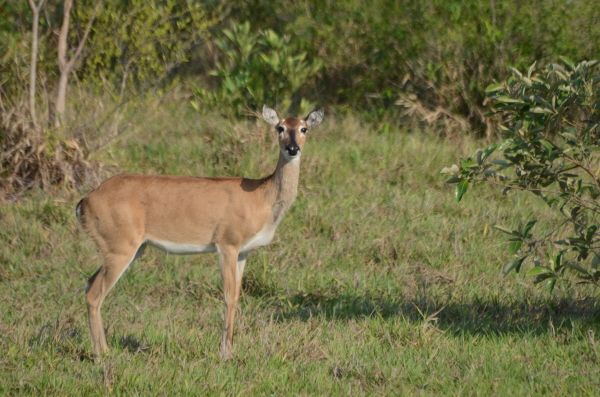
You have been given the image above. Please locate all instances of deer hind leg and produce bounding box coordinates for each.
[85,244,145,362]
[219,246,245,359]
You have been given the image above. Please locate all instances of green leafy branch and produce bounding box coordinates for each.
[442,59,600,292]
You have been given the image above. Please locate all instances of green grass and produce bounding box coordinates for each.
[1,102,599,396]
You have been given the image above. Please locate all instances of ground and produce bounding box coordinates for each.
[1,105,598,395]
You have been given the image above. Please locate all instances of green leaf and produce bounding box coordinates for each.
[445,176,462,184]
[530,107,555,114]
[497,140,514,151]
[592,254,600,270]
[485,83,504,93]
[481,144,497,163]
[459,157,476,167]
[566,262,590,276]
[560,132,578,141]
[496,96,524,104]
[538,140,553,153]
[494,225,515,235]
[455,180,469,202]
[532,95,553,109]
[526,266,550,277]
[508,240,523,255]
[503,257,526,275]
[534,273,555,284]
[508,66,523,78]
[522,220,537,237]
[547,278,557,294]
[559,56,575,69]
[476,150,484,166]
[527,61,537,78]
[503,260,519,275]
[553,251,565,271]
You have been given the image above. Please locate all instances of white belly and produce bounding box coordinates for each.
[241,227,276,253]
[147,239,217,254]
[146,227,275,255]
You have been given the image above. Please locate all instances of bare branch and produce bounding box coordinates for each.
[67,0,102,72]
[57,0,73,73]
[55,0,102,127]
[562,153,600,188]
[26,0,48,127]
[483,179,600,215]
[27,0,47,13]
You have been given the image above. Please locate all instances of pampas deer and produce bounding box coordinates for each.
[77,105,324,361]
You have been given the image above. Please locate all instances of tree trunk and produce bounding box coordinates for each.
[55,71,70,128]
[27,0,47,127]
[54,0,101,128]
[55,0,73,128]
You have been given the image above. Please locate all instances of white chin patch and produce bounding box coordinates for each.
[282,150,301,163]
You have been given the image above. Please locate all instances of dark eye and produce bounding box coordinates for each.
[277,126,285,133]
[301,128,307,133]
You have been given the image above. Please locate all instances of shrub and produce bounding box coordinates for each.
[443,59,600,292]
[192,21,322,117]
[204,0,600,133]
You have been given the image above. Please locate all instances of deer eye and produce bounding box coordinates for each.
[277,126,285,133]
[300,128,307,133]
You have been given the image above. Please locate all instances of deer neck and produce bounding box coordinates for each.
[265,151,301,223]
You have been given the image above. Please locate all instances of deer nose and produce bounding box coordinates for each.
[285,144,299,156]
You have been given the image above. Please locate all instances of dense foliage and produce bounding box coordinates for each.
[200,0,600,131]
[192,21,322,117]
[443,59,600,292]
[2,0,600,131]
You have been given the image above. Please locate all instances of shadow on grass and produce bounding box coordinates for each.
[241,265,600,336]
[269,290,600,336]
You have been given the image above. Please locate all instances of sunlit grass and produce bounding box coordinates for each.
[1,102,599,395]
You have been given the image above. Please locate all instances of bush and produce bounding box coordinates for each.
[192,21,322,117]
[201,0,600,133]
[443,59,600,292]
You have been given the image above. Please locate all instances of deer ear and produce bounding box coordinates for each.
[305,108,324,128]
[262,105,280,127]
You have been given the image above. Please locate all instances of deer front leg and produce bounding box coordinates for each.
[219,246,244,359]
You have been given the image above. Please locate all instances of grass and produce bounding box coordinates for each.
[1,101,599,395]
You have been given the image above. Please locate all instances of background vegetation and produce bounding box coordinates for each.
[1,0,599,395]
